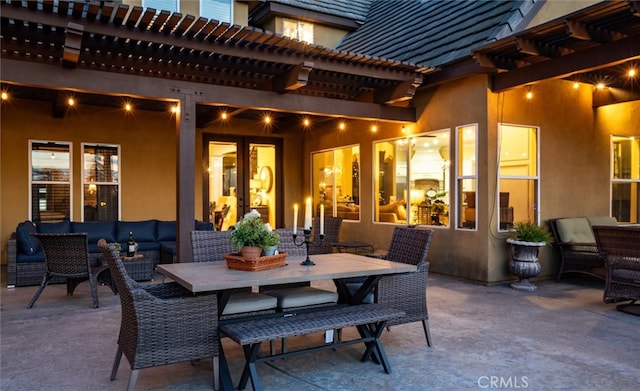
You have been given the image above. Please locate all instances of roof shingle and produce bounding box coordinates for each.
[336,0,535,67]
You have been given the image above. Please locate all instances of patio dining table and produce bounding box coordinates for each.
[156,252,416,390]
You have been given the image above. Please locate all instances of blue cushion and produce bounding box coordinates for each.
[156,220,176,241]
[16,221,40,255]
[117,220,157,243]
[16,251,45,263]
[37,219,71,234]
[73,221,116,244]
[195,220,213,231]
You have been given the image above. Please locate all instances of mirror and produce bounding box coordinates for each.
[260,166,273,192]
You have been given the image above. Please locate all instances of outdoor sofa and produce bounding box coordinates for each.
[549,216,618,280]
[7,219,212,287]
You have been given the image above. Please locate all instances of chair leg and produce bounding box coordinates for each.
[422,319,432,347]
[127,370,139,391]
[89,276,100,309]
[66,277,83,296]
[27,274,50,309]
[212,356,220,391]
[110,346,123,381]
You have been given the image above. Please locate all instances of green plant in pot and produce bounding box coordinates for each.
[230,210,269,259]
[261,230,281,256]
[506,220,552,292]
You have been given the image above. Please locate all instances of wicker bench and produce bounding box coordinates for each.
[219,303,405,391]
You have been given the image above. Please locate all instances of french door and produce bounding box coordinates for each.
[203,135,282,230]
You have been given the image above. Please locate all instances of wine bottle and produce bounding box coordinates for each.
[127,231,136,257]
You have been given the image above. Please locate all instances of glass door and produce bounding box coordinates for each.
[204,135,281,230]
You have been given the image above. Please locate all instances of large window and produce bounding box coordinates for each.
[498,124,539,230]
[457,124,478,229]
[611,135,639,223]
[30,141,71,223]
[374,130,450,226]
[83,144,120,221]
[312,145,360,221]
[283,18,314,44]
[200,0,232,23]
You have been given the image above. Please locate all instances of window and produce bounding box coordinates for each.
[143,0,178,13]
[312,145,360,221]
[456,124,478,229]
[283,18,314,44]
[83,144,120,221]
[200,0,231,23]
[498,124,539,230]
[30,141,71,223]
[611,136,639,223]
[374,130,450,226]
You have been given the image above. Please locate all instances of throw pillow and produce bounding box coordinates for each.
[16,221,40,255]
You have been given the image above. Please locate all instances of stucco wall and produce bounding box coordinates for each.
[1,99,178,264]
[301,75,639,284]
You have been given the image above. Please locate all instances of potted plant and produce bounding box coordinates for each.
[506,220,553,292]
[230,210,270,259]
[261,230,281,256]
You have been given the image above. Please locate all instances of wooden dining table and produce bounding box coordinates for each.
[157,252,416,305]
[157,252,415,391]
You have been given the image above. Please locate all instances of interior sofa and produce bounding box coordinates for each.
[7,219,212,288]
[549,216,618,280]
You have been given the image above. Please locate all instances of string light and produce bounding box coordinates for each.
[124,103,132,112]
[339,121,345,130]
[371,124,378,133]
[628,68,637,78]
[67,97,75,106]
[220,111,228,120]
[596,82,606,90]
[525,85,533,100]
[573,82,580,89]
[264,114,272,125]
[1,91,8,101]
[171,105,179,114]
[303,118,310,127]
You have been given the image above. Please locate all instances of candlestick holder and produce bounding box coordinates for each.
[292,228,324,266]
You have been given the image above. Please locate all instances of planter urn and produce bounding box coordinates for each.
[506,238,545,292]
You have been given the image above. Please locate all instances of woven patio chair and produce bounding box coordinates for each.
[27,233,112,309]
[260,228,339,353]
[309,216,343,254]
[190,230,277,319]
[343,226,434,346]
[97,239,219,391]
[592,226,640,316]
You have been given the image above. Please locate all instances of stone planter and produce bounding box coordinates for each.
[506,238,545,292]
[262,245,278,256]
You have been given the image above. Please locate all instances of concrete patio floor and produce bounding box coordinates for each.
[1,268,639,391]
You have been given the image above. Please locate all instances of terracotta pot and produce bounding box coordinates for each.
[240,246,262,259]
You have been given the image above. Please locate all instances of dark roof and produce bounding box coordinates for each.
[336,0,534,68]
[272,0,371,23]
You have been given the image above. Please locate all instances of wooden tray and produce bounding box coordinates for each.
[224,252,287,271]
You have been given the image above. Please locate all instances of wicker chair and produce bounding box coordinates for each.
[27,233,112,309]
[190,230,277,319]
[592,226,640,315]
[343,226,434,346]
[309,216,342,254]
[97,239,219,391]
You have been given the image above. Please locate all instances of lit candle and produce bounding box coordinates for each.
[293,204,298,235]
[319,204,324,235]
[304,197,312,230]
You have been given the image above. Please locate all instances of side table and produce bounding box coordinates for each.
[332,241,375,255]
[120,254,154,281]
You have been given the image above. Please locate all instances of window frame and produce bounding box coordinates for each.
[455,124,478,231]
[610,135,639,223]
[82,143,121,222]
[497,123,540,230]
[29,140,73,222]
[372,129,451,227]
[199,0,232,23]
[311,144,360,221]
